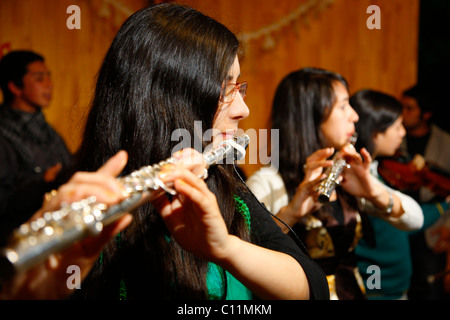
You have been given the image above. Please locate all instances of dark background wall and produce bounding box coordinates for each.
[418,0,450,133]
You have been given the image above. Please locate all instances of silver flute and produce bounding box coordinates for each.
[0,135,249,279]
[317,134,357,204]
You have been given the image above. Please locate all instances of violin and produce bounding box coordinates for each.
[378,155,450,198]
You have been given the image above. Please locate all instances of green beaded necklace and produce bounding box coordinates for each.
[233,194,251,231]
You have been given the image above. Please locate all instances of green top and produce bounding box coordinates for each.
[206,263,252,299]
[355,168,448,300]
[356,201,448,300]
[110,194,253,300]
[206,195,252,300]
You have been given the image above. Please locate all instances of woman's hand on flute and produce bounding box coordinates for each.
[1,151,133,300]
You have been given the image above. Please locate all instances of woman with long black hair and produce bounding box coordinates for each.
[70,4,328,300]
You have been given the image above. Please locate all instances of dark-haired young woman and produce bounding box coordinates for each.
[247,68,422,299]
[70,4,329,300]
[350,89,447,300]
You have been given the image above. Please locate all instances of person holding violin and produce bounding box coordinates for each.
[396,83,450,300]
[391,83,450,202]
[350,89,447,300]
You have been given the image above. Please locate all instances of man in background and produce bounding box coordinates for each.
[398,83,450,299]
[0,50,72,244]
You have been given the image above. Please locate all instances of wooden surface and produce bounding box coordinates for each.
[0,0,419,176]
[0,0,149,152]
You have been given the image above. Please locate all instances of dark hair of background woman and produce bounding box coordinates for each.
[350,89,403,155]
[271,67,348,200]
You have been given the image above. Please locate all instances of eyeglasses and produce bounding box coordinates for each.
[220,82,248,104]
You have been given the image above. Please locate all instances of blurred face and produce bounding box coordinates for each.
[373,116,406,157]
[212,56,249,145]
[320,81,359,149]
[400,95,423,131]
[12,60,53,111]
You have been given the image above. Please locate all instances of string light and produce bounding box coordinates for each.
[239,0,334,51]
[100,0,134,18]
[93,0,334,50]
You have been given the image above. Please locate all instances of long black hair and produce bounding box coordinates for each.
[272,67,348,199]
[350,89,403,155]
[73,3,249,299]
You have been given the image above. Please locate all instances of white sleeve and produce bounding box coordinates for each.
[246,168,289,215]
[361,178,424,231]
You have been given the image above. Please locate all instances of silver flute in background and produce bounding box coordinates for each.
[0,135,250,279]
[317,133,357,204]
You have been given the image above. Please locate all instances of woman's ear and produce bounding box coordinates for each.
[371,131,380,156]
